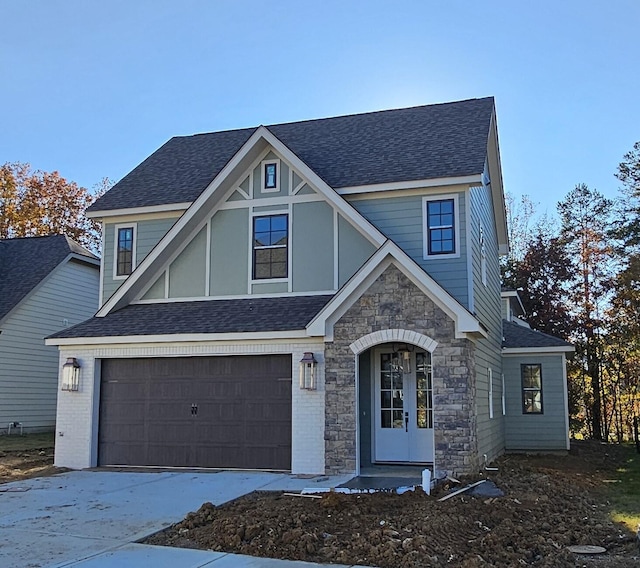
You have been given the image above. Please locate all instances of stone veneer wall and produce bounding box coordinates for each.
[324,264,479,476]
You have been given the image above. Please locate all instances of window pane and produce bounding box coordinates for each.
[254,217,271,233]
[381,391,391,408]
[271,262,287,278]
[417,409,427,429]
[271,215,287,231]
[381,410,391,428]
[392,390,403,410]
[271,231,287,246]
[254,263,271,279]
[381,371,391,389]
[393,410,403,428]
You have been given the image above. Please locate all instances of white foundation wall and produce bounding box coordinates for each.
[54,339,326,474]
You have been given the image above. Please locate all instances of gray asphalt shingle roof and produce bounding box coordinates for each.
[0,235,97,322]
[89,97,495,212]
[502,320,572,349]
[49,295,333,339]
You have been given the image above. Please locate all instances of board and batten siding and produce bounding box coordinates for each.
[503,354,569,450]
[348,193,469,307]
[102,217,177,303]
[144,199,375,300]
[0,259,99,432]
[469,183,504,464]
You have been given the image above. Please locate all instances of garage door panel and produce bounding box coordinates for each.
[99,355,292,470]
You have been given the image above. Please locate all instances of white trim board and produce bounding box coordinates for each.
[337,174,483,195]
[87,203,191,220]
[46,329,311,347]
[502,346,575,355]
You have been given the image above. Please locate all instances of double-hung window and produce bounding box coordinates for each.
[522,364,543,414]
[114,225,136,278]
[253,214,288,279]
[423,195,459,258]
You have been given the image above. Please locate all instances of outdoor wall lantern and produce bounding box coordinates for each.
[299,352,318,390]
[61,357,81,391]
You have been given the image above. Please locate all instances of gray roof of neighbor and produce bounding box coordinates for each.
[89,97,495,212]
[502,320,573,350]
[49,295,334,339]
[0,235,98,322]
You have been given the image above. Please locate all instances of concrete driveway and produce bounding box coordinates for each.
[0,470,362,568]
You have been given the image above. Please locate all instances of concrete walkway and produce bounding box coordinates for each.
[0,470,369,568]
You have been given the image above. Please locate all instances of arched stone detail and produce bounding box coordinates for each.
[349,328,438,355]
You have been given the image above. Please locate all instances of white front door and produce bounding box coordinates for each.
[373,349,434,463]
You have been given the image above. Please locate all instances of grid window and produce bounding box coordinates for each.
[253,214,288,279]
[522,364,543,414]
[116,227,134,276]
[427,199,455,254]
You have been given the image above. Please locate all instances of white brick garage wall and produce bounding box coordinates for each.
[55,338,326,474]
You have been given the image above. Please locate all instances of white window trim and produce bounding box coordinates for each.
[249,209,290,284]
[261,159,280,194]
[112,223,137,281]
[422,194,461,260]
[488,367,494,419]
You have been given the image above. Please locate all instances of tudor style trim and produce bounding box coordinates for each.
[96,127,387,317]
[307,240,486,341]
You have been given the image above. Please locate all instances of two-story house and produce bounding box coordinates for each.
[47,97,573,477]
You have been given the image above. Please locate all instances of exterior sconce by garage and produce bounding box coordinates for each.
[299,352,317,390]
[61,357,81,391]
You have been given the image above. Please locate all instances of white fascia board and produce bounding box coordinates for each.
[307,240,485,340]
[96,127,269,317]
[86,203,192,220]
[502,346,575,355]
[336,175,483,195]
[45,329,310,347]
[264,128,386,248]
[487,111,509,253]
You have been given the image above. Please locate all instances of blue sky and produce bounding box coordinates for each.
[2,1,638,218]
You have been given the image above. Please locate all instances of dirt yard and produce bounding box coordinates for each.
[144,442,640,568]
[0,432,63,484]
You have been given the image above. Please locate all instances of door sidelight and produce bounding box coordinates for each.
[405,412,409,432]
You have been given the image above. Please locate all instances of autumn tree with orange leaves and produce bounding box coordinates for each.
[0,162,108,252]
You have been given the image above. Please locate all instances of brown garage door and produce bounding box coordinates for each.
[98,355,292,470]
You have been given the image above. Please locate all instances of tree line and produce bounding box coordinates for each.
[0,162,109,253]
[503,142,640,442]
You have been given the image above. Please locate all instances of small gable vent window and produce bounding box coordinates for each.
[262,160,279,193]
[522,364,543,414]
[423,195,460,259]
[253,214,288,279]
[114,225,136,278]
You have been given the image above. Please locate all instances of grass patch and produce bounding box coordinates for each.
[607,443,640,531]
[0,432,55,452]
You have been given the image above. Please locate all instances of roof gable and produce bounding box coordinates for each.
[97,128,387,316]
[89,98,495,213]
[0,235,98,322]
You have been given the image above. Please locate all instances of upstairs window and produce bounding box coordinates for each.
[253,214,288,279]
[522,364,543,414]
[423,195,459,258]
[261,160,280,193]
[114,225,136,278]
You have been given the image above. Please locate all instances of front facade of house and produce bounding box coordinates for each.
[48,98,572,476]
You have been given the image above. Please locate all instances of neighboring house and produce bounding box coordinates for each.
[47,97,572,476]
[0,235,100,433]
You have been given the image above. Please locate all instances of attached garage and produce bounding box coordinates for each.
[98,355,292,470]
